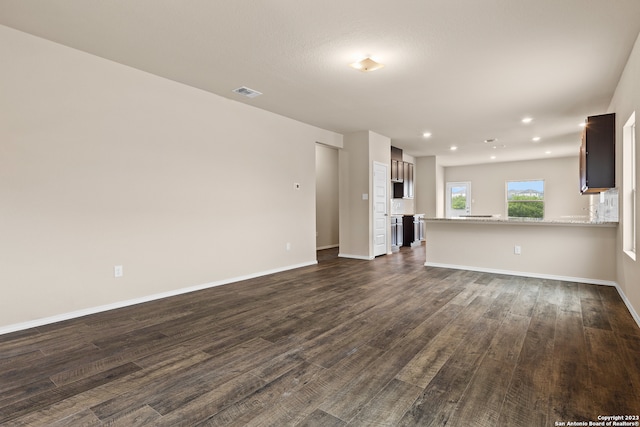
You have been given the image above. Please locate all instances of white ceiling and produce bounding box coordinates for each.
[1,0,639,166]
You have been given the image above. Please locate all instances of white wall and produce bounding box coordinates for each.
[315,144,339,249]
[444,157,590,220]
[610,31,640,319]
[415,156,442,217]
[0,25,342,330]
[339,131,371,258]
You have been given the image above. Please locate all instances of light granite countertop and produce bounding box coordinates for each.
[423,217,618,227]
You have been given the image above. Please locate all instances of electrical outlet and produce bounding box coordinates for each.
[114,265,123,278]
[514,245,521,255]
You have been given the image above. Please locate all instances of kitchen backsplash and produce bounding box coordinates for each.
[590,188,619,222]
[391,198,415,215]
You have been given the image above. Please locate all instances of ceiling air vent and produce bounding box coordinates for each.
[232,86,262,98]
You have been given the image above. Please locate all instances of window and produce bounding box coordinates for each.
[506,180,544,219]
[623,112,636,260]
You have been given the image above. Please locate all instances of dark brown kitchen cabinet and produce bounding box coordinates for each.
[390,146,413,198]
[402,214,424,247]
[391,146,403,182]
[580,113,615,194]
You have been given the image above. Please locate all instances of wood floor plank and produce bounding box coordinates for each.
[0,246,638,426]
[45,408,102,427]
[446,356,515,427]
[319,303,463,421]
[241,344,385,426]
[598,285,640,338]
[90,337,274,420]
[196,360,325,426]
[548,308,592,423]
[485,312,530,364]
[101,405,162,426]
[395,296,492,388]
[347,378,422,426]
[297,409,346,427]
[397,317,501,427]
[580,297,612,330]
[584,327,640,416]
[498,299,557,427]
[508,280,540,317]
[0,362,141,424]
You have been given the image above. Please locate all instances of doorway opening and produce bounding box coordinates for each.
[315,144,339,252]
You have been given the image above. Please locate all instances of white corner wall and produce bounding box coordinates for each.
[0,25,342,331]
[415,156,441,217]
[610,30,640,319]
[338,131,391,259]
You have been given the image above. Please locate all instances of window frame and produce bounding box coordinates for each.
[505,179,545,220]
[623,112,636,260]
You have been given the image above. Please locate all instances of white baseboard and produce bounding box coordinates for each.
[338,253,374,260]
[424,261,640,328]
[316,244,339,250]
[0,260,318,336]
[612,283,640,329]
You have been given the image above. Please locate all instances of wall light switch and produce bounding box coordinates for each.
[362,193,369,200]
[514,245,521,255]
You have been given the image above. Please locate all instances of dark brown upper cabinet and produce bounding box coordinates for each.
[580,113,615,194]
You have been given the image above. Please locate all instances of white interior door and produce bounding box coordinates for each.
[373,162,388,256]
[446,182,471,218]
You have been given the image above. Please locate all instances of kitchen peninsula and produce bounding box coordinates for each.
[423,217,617,285]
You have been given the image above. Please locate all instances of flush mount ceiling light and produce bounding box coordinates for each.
[522,117,533,124]
[349,57,384,72]
[232,86,262,98]
[532,136,541,142]
[423,132,432,138]
[450,146,458,151]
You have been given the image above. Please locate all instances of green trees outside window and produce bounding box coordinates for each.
[507,180,544,219]
[451,194,467,210]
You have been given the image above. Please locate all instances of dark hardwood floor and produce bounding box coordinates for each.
[1,245,639,426]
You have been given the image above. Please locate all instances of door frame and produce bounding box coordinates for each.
[372,161,389,257]
[445,181,471,218]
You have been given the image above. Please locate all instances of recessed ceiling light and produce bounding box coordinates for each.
[423,132,432,138]
[545,151,552,154]
[450,146,458,151]
[522,117,533,124]
[532,136,541,142]
[349,57,384,72]
[232,86,262,98]
[490,155,497,160]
